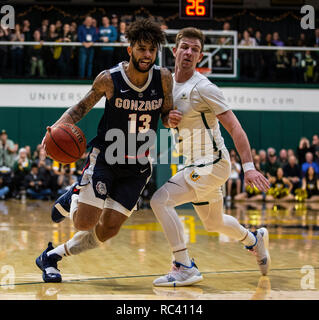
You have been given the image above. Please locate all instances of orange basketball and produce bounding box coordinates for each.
[44,123,87,164]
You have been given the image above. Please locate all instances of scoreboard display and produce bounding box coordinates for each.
[179,0,213,20]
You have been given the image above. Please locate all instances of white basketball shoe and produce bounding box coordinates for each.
[246,227,271,276]
[153,259,203,287]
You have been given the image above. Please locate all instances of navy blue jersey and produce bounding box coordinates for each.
[89,62,164,159]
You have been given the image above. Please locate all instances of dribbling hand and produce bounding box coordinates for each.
[41,126,52,155]
[244,170,270,193]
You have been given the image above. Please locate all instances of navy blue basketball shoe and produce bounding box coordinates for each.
[36,242,62,283]
[51,182,80,223]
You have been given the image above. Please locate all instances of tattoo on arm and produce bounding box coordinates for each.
[160,68,174,127]
[55,71,113,126]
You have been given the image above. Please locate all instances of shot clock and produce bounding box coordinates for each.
[179,0,213,20]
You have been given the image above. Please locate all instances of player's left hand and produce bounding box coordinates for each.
[168,110,182,128]
[244,170,270,193]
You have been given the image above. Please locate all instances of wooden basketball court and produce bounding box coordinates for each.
[0,199,319,300]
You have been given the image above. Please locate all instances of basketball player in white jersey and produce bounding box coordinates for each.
[151,27,271,287]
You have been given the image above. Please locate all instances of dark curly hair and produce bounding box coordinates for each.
[125,18,166,48]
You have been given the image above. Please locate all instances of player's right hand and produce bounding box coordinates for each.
[245,170,270,193]
[41,126,51,152]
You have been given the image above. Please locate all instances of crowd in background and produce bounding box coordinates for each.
[226,134,319,203]
[0,11,319,82]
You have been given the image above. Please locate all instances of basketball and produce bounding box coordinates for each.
[44,123,87,164]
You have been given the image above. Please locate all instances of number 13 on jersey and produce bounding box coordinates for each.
[128,114,152,133]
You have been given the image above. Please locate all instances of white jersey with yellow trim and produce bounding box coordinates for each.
[172,71,230,165]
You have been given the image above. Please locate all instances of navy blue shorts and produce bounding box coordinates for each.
[79,147,152,213]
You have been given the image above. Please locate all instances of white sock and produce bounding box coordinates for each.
[241,230,257,247]
[174,249,192,267]
[65,227,103,256]
[47,244,67,258]
[70,194,79,221]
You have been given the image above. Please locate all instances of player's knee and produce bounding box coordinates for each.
[96,210,126,242]
[203,220,221,232]
[73,207,101,231]
[97,223,121,242]
[150,187,166,210]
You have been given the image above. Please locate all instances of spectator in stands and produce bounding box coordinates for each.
[283,155,301,193]
[56,23,74,77]
[302,166,319,202]
[301,51,318,83]
[41,19,49,29]
[255,30,262,46]
[44,24,59,77]
[22,19,32,75]
[12,148,31,198]
[239,30,256,47]
[266,167,294,201]
[290,55,303,83]
[261,33,275,81]
[10,23,25,77]
[92,18,99,34]
[70,21,78,76]
[0,26,10,78]
[111,14,119,30]
[0,129,18,169]
[34,148,53,191]
[222,22,231,31]
[311,134,319,162]
[78,16,98,79]
[272,32,284,46]
[56,164,77,196]
[301,152,319,177]
[98,16,118,72]
[70,21,78,39]
[309,28,319,48]
[253,154,261,172]
[297,137,314,165]
[278,148,288,167]
[265,148,280,179]
[52,160,76,194]
[113,21,129,65]
[0,174,10,200]
[297,33,307,47]
[30,30,45,77]
[25,163,51,200]
[32,144,43,161]
[55,20,63,37]
[287,149,295,158]
[40,24,48,41]
[258,149,267,175]
[24,145,32,159]
[239,30,256,79]
[226,150,242,201]
[274,49,290,82]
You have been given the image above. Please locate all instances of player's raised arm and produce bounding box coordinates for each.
[160,68,182,128]
[217,109,270,193]
[56,71,112,126]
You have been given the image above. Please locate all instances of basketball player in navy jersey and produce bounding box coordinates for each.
[36,19,182,283]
